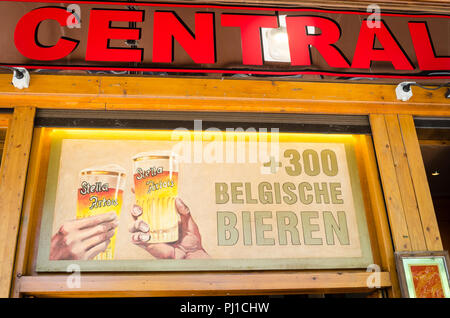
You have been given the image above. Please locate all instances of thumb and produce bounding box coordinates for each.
[175,198,200,236]
[175,197,190,217]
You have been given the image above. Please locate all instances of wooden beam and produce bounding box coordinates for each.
[0,113,11,128]
[398,115,443,251]
[0,114,11,165]
[370,114,412,251]
[370,113,444,255]
[11,129,51,298]
[0,107,35,298]
[17,272,391,297]
[357,135,401,297]
[384,114,427,251]
[0,75,448,116]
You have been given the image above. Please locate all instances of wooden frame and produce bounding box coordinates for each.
[16,271,392,298]
[0,107,35,298]
[0,112,11,165]
[395,251,450,298]
[0,75,449,116]
[0,72,443,298]
[10,118,394,297]
[35,128,374,272]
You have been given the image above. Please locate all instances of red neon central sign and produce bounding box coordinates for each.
[2,1,450,78]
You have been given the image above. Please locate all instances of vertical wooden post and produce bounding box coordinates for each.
[370,114,443,254]
[0,113,12,164]
[398,115,443,251]
[384,114,427,251]
[0,107,35,298]
[370,114,412,252]
[358,135,401,297]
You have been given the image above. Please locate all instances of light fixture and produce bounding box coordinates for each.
[0,66,30,89]
[396,82,450,101]
[262,15,291,62]
[432,171,440,176]
[262,16,317,63]
[395,82,415,101]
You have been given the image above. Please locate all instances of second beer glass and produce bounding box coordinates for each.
[132,152,179,243]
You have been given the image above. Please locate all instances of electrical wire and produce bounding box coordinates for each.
[0,66,24,79]
[403,82,450,92]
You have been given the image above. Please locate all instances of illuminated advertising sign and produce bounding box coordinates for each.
[1,1,449,78]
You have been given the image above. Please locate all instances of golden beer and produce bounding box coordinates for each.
[132,152,179,243]
[77,165,126,260]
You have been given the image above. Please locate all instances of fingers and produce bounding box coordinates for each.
[74,212,117,230]
[129,219,150,233]
[131,232,151,244]
[81,228,115,251]
[78,219,119,241]
[85,239,111,260]
[131,204,143,220]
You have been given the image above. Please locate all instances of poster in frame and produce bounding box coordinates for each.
[35,128,374,272]
[395,251,450,298]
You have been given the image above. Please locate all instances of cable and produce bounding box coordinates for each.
[0,66,24,79]
[403,82,450,92]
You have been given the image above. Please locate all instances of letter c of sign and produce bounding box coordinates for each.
[14,7,79,61]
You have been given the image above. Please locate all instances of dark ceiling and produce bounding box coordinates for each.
[420,142,450,198]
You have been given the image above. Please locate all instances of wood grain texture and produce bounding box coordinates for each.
[0,113,11,128]
[357,135,401,297]
[10,129,51,297]
[370,114,412,251]
[398,115,443,251]
[370,113,443,256]
[0,107,35,298]
[0,75,449,116]
[384,114,427,251]
[16,271,392,297]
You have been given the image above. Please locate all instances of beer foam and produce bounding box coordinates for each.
[132,151,179,161]
[80,164,127,175]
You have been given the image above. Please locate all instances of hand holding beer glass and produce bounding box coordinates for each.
[75,165,126,260]
[130,151,208,259]
[132,152,179,243]
[50,164,126,261]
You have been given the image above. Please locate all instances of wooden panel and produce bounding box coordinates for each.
[370,114,411,251]
[357,135,401,297]
[0,129,6,162]
[17,272,391,297]
[0,107,35,298]
[398,115,443,251]
[11,129,51,297]
[0,114,11,165]
[384,115,427,251]
[0,75,449,116]
[353,136,382,267]
[0,113,11,128]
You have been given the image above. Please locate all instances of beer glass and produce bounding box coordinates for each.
[132,151,179,243]
[76,164,126,260]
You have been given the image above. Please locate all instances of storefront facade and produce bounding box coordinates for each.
[0,0,448,298]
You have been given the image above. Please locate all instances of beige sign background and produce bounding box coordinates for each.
[37,130,373,271]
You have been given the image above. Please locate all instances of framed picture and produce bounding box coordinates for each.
[395,251,450,298]
[35,128,374,272]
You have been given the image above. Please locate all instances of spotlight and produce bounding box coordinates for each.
[262,15,291,62]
